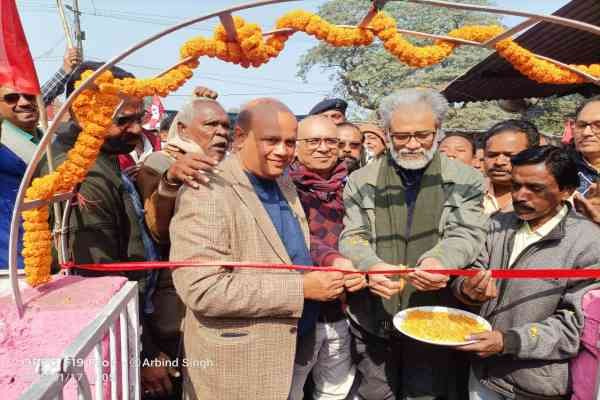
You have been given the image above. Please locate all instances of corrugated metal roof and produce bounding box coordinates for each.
[442,0,600,103]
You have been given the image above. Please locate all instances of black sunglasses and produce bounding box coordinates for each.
[114,113,145,127]
[2,93,36,104]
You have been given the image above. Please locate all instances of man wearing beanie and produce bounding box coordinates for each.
[358,122,387,163]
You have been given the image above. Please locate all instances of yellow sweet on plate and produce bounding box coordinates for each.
[402,310,488,344]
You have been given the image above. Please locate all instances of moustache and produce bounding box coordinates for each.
[398,149,426,156]
[211,141,229,149]
[15,106,37,113]
[121,133,140,142]
[514,202,535,212]
[102,134,139,155]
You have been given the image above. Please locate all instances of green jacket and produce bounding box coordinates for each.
[340,154,487,279]
[339,154,488,398]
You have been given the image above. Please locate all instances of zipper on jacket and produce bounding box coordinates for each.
[487,236,559,325]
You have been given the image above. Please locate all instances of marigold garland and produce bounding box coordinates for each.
[22,8,600,287]
[495,39,600,84]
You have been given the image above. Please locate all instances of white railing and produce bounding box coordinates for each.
[18,281,140,400]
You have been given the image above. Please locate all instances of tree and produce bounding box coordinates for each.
[297,0,581,135]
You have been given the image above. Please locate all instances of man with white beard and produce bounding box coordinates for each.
[339,88,488,400]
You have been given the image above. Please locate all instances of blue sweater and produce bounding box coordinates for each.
[0,144,26,269]
[247,172,319,336]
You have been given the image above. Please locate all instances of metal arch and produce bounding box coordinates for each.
[9,0,600,315]
[7,0,302,316]
[405,0,600,37]
[261,1,600,84]
[402,0,600,86]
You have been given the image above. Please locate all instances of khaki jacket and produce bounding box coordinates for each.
[170,155,308,400]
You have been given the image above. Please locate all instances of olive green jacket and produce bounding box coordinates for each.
[339,154,488,334]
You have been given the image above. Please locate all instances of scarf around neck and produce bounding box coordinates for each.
[288,161,347,209]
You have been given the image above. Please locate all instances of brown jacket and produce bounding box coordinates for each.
[170,155,308,400]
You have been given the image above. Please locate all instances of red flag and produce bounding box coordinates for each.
[562,119,574,144]
[142,95,165,130]
[0,0,40,94]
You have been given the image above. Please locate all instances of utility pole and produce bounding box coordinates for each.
[72,0,84,57]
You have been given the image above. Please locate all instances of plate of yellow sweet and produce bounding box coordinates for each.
[393,306,491,346]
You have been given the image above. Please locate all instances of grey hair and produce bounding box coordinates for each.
[378,88,449,131]
[176,98,222,125]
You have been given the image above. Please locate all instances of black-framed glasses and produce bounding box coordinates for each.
[389,130,435,145]
[572,120,600,134]
[338,141,362,150]
[298,137,340,149]
[114,113,145,127]
[1,93,36,105]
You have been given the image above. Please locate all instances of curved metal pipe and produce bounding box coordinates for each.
[60,195,73,273]
[9,0,599,316]
[8,0,301,316]
[406,0,600,37]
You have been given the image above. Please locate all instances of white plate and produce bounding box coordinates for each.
[393,306,492,347]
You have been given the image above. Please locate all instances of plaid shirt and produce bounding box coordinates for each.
[41,68,70,106]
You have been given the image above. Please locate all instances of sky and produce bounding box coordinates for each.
[17,0,571,115]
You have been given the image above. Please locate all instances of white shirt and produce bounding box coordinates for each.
[0,120,37,163]
[129,132,154,164]
[508,205,568,266]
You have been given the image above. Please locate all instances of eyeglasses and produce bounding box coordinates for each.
[389,130,435,145]
[572,120,600,134]
[338,141,363,151]
[1,93,36,105]
[297,137,340,149]
[114,113,145,127]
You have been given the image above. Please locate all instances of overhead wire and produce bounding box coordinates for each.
[22,1,333,101]
[17,1,318,40]
[34,36,65,59]
[71,57,330,97]
[117,61,331,86]
[115,61,329,92]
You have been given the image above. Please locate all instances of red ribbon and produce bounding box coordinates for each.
[61,261,600,279]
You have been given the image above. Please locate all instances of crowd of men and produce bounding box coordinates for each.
[2,51,600,400]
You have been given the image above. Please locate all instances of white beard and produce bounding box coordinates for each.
[390,140,438,170]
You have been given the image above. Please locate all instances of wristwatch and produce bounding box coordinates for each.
[161,170,182,190]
